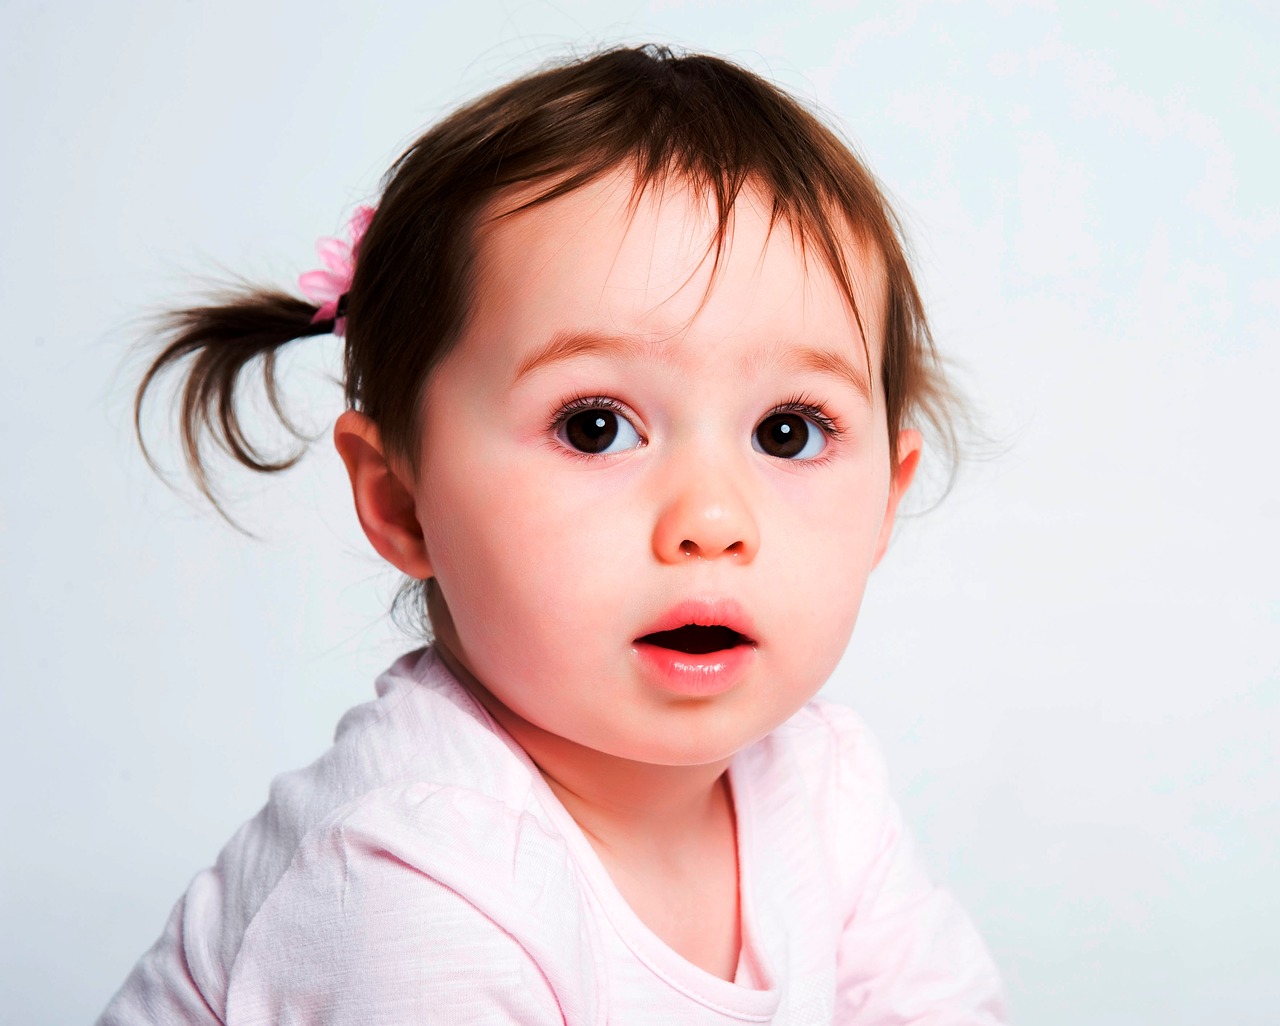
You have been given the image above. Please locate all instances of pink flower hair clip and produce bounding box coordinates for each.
[298,204,376,337]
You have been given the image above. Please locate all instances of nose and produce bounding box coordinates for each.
[651,458,760,564]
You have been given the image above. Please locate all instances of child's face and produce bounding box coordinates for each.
[411,170,917,767]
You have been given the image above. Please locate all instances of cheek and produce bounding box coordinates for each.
[417,444,636,648]
[770,457,890,563]
[762,464,890,631]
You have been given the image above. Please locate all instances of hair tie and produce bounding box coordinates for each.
[298,205,375,337]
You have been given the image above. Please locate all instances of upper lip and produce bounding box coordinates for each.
[634,597,758,646]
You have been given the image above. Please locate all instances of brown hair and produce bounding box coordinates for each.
[135,44,963,629]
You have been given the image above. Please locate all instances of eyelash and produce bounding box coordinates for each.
[767,394,844,440]
[546,392,845,460]
[547,394,632,434]
[546,394,644,462]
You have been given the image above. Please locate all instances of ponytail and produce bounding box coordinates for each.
[134,206,368,522]
[133,286,334,521]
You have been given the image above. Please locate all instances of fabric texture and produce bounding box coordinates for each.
[97,647,1006,1025]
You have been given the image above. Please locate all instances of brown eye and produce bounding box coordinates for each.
[558,406,643,455]
[753,412,825,460]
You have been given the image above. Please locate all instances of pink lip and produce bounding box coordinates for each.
[632,598,758,697]
[634,597,758,643]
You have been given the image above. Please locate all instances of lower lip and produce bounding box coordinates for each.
[633,642,756,697]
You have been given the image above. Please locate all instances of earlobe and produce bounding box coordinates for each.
[333,410,433,579]
[870,428,922,570]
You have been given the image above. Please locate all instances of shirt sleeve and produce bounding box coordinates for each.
[222,792,574,1025]
[820,704,1008,1025]
[95,892,223,1026]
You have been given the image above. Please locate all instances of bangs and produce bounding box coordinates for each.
[475,50,886,386]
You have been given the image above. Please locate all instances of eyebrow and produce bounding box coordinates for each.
[780,345,872,404]
[512,330,652,383]
[512,328,872,403]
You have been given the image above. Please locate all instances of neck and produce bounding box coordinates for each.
[432,640,734,871]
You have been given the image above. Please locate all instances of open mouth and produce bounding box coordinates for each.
[637,624,753,654]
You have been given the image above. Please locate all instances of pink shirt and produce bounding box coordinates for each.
[98,647,1006,1024]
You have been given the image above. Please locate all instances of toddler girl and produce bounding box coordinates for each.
[100,44,1006,1024]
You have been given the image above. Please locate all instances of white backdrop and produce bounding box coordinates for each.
[2,2,1277,1022]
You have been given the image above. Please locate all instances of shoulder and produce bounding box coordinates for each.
[187,650,602,1021]
[779,705,1009,1022]
[229,647,541,892]
[102,650,600,1024]
[223,781,601,1023]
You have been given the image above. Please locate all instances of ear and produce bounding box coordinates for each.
[333,410,433,579]
[871,428,922,570]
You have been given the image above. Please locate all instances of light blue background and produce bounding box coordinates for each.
[2,1,1277,1022]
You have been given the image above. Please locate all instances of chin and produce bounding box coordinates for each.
[621,709,766,767]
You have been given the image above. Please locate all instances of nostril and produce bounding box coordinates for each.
[678,539,747,558]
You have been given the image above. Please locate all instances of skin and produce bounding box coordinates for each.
[334,170,920,895]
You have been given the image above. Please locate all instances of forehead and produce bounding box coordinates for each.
[466,168,888,379]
